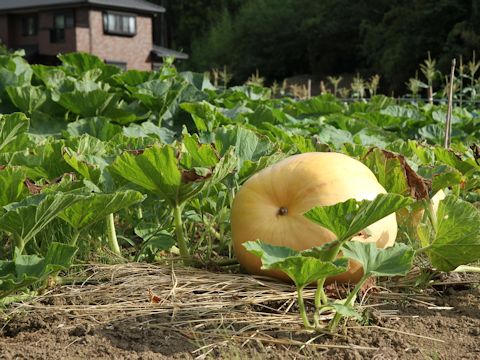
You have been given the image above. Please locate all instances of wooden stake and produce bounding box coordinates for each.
[444,58,456,149]
[307,79,312,99]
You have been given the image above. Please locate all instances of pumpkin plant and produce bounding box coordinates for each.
[244,193,415,331]
[109,133,237,265]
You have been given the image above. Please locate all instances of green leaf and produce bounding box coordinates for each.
[238,152,288,183]
[243,240,347,288]
[56,89,120,117]
[59,52,108,75]
[66,117,122,141]
[362,148,410,195]
[315,125,354,149]
[341,242,415,277]
[330,302,363,320]
[0,167,28,208]
[426,196,480,271]
[134,223,176,260]
[6,85,47,114]
[214,126,275,167]
[243,240,299,267]
[128,79,188,117]
[58,190,145,231]
[6,141,71,180]
[417,165,463,194]
[109,145,181,204]
[110,142,236,206]
[0,242,77,298]
[182,133,219,168]
[305,194,413,241]
[0,113,30,153]
[180,101,231,132]
[122,121,175,143]
[275,256,348,288]
[63,148,102,185]
[434,148,478,175]
[301,240,342,262]
[362,148,430,199]
[0,192,83,248]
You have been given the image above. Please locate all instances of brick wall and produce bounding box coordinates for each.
[88,9,152,70]
[75,8,90,53]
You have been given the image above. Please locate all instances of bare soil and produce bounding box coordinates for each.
[0,267,479,360]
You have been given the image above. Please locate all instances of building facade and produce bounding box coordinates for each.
[0,0,187,70]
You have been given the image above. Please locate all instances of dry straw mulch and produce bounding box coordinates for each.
[2,263,438,356]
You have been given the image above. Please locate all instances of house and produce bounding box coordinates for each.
[0,0,188,70]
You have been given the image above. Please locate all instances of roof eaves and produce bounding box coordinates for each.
[152,45,189,60]
[0,0,165,14]
[87,0,165,13]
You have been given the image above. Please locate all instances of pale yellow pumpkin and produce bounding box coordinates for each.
[231,152,398,283]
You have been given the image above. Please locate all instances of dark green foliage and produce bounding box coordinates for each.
[183,0,480,91]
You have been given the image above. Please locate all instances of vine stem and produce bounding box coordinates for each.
[136,206,143,220]
[425,201,438,235]
[106,213,121,256]
[70,231,80,246]
[329,274,369,331]
[173,204,191,265]
[313,278,328,327]
[297,287,314,330]
[14,234,25,255]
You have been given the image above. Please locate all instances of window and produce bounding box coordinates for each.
[103,12,136,36]
[22,15,38,36]
[50,11,74,43]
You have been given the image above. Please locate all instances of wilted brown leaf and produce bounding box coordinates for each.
[181,168,212,183]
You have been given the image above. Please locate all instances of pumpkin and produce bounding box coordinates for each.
[231,152,398,283]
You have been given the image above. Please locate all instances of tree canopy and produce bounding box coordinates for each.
[153,0,480,92]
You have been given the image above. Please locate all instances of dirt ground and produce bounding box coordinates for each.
[0,266,479,360]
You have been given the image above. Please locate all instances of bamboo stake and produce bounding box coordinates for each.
[444,58,456,149]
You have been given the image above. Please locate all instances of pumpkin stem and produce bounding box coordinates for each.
[278,207,288,216]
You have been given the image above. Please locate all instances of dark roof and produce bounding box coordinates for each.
[151,45,189,60]
[0,0,165,13]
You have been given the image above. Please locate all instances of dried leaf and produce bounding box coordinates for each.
[24,179,43,195]
[181,168,212,183]
[148,288,162,304]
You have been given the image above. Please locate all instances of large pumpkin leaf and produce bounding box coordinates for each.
[426,196,480,271]
[0,192,84,250]
[56,89,120,117]
[180,101,231,132]
[66,117,122,141]
[109,142,236,206]
[305,194,413,242]
[6,85,47,114]
[341,242,415,277]
[0,167,28,209]
[6,141,71,180]
[0,113,30,154]
[0,242,77,299]
[58,190,145,231]
[243,240,347,288]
